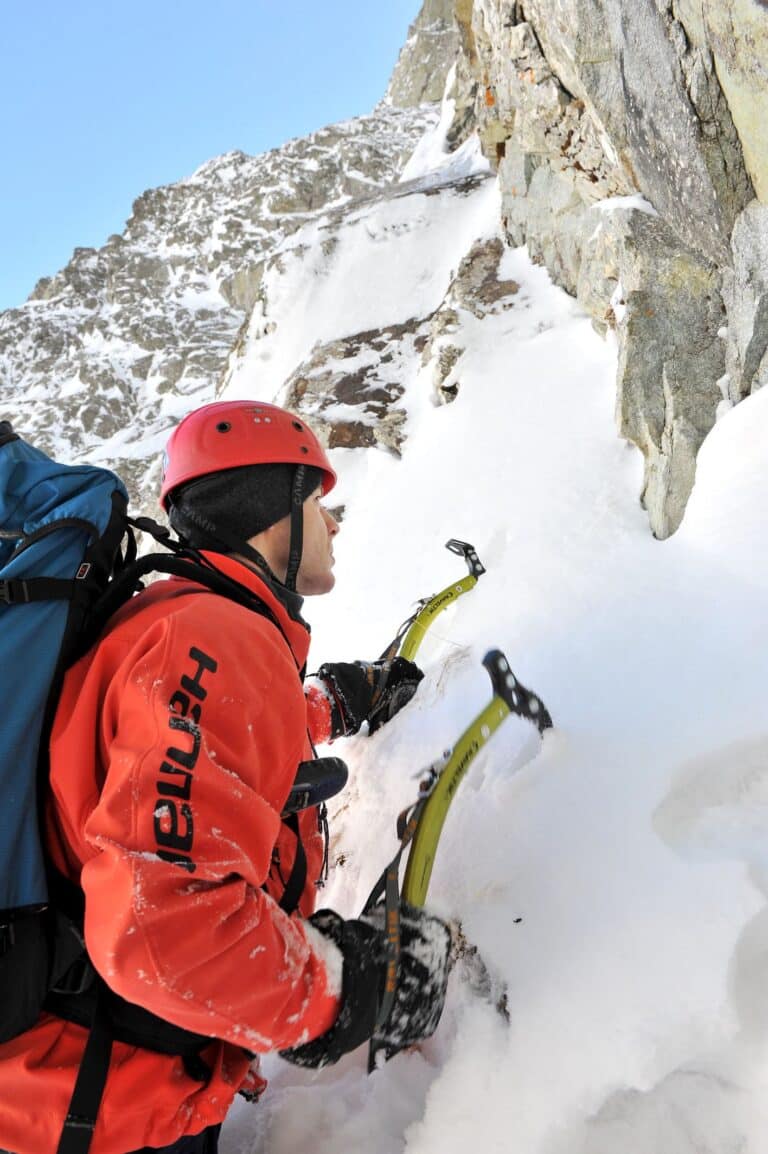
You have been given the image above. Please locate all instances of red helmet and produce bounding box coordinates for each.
[160,400,336,509]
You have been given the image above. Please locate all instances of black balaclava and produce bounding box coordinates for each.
[168,462,323,592]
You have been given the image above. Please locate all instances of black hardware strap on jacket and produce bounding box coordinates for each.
[277,813,308,915]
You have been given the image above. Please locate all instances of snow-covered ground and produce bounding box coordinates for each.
[219,141,768,1152]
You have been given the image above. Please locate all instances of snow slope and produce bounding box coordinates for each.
[220,150,768,1152]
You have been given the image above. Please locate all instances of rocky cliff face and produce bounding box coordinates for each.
[386,0,461,106]
[221,0,768,539]
[449,0,767,537]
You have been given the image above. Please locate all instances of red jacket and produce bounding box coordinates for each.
[0,554,341,1154]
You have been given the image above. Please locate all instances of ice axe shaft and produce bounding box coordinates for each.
[402,650,552,906]
[380,539,486,664]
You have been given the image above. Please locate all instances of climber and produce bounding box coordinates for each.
[0,400,450,1154]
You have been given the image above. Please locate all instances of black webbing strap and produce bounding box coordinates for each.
[361,792,430,1072]
[278,813,308,915]
[377,598,431,663]
[367,862,401,1073]
[56,982,114,1154]
[0,576,76,604]
[75,551,296,670]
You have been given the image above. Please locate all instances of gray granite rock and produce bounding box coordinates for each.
[386,0,461,108]
[460,0,758,534]
[610,212,724,538]
[283,318,429,455]
[520,0,751,262]
[571,202,724,536]
[703,0,768,204]
[723,199,768,401]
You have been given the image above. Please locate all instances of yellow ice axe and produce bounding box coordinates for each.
[380,539,486,663]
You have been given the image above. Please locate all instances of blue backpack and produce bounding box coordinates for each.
[0,423,128,919]
[0,421,305,1154]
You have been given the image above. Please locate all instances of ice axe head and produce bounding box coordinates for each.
[445,539,486,580]
[483,649,553,734]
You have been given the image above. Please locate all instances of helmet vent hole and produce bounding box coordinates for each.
[292,420,304,431]
[300,445,309,454]
[216,422,232,433]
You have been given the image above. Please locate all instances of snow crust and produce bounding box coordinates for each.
[217,151,768,1151]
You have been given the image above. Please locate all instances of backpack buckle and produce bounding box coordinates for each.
[0,921,14,955]
[0,579,31,604]
[51,954,97,997]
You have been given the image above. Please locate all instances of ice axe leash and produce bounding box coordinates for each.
[379,539,486,664]
[362,649,553,1070]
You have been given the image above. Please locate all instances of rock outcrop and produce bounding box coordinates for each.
[723,200,768,403]
[703,1,768,204]
[386,0,461,107]
[450,0,765,536]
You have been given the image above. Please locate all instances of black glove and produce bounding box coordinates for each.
[314,657,424,738]
[280,911,381,1069]
[280,903,451,1069]
[364,901,452,1059]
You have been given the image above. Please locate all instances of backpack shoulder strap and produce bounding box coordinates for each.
[76,549,295,665]
[55,982,113,1154]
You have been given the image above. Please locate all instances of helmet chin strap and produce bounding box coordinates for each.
[284,465,306,593]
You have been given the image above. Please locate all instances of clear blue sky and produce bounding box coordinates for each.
[0,1,421,312]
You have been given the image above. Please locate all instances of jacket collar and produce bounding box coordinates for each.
[197,550,312,671]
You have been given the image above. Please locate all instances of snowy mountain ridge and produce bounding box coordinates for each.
[0,102,436,493]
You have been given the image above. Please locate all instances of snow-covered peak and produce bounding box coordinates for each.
[0,102,436,496]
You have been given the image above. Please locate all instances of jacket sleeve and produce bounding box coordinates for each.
[305,677,334,745]
[78,602,341,1053]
